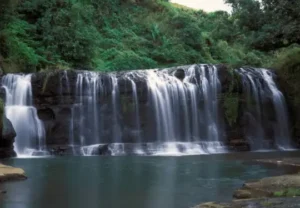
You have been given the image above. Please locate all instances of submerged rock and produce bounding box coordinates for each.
[0,164,26,182]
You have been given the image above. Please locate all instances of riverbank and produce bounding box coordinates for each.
[0,164,26,182]
[194,157,300,208]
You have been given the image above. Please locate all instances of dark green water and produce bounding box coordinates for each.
[0,152,299,208]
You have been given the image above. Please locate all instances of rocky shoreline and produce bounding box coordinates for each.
[193,158,300,208]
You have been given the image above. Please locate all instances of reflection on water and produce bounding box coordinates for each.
[0,151,299,208]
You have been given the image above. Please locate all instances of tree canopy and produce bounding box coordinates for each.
[226,0,300,50]
[0,0,299,72]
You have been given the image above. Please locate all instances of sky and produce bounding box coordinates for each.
[171,0,231,12]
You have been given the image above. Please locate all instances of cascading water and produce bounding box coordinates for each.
[260,69,292,149]
[110,74,122,143]
[202,65,221,142]
[73,72,101,149]
[142,64,225,154]
[125,73,142,153]
[238,68,266,149]
[59,71,76,153]
[146,70,177,143]
[68,64,226,156]
[185,65,222,145]
[2,74,46,156]
[3,65,292,157]
[237,68,292,150]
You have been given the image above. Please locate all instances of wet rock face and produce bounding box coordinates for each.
[31,70,152,147]
[0,117,16,158]
[0,64,291,156]
[32,66,287,151]
[174,68,185,80]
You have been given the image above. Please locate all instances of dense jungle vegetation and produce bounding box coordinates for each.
[0,0,299,73]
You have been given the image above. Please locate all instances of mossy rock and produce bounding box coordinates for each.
[223,93,239,126]
[234,174,300,200]
[193,202,228,208]
[273,188,300,197]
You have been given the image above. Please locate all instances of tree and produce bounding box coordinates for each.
[226,0,300,51]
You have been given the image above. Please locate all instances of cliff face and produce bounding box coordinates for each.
[0,64,294,156]
[0,86,16,158]
[0,116,16,158]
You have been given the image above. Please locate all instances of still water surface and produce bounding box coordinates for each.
[0,151,299,208]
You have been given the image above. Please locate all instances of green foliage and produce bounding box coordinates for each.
[224,94,239,126]
[226,0,300,51]
[42,71,56,94]
[121,96,134,113]
[223,70,240,126]
[0,0,277,73]
[273,190,285,197]
[272,46,300,105]
[1,18,45,72]
[272,46,300,74]
[273,188,300,197]
[270,46,300,138]
[0,0,299,72]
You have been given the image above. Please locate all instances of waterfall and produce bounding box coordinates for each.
[125,73,142,144]
[237,68,292,150]
[4,65,294,157]
[260,69,292,149]
[238,68,266,149]
[110,74,122,143]
[140,64,224,154]
[146,70,177,142]
[74,72,101,147]
[64,64,226,155]
[75,73,84,146]
[185,65,222,144]
[2,74,46,156]
[59,71,77,153]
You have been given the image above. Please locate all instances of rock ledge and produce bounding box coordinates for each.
[193,197,300,208]
[0,164,26,182]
